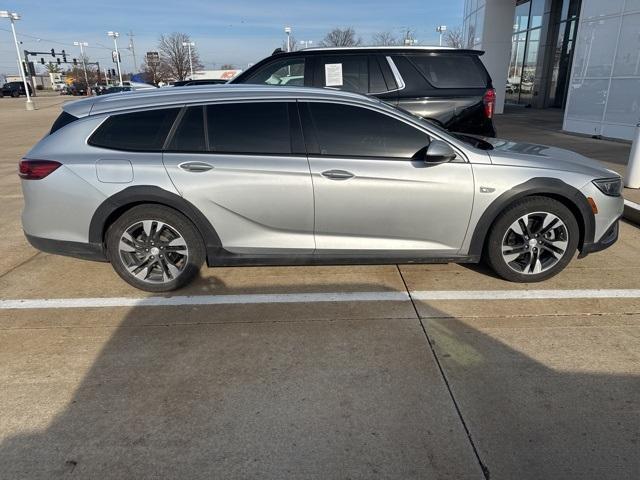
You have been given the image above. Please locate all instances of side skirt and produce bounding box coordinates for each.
[206,248,480,267]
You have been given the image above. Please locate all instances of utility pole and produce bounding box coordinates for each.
[128,31,137,72]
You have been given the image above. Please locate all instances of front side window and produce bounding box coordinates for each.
[244,58,305,86]
[89,108,180,151]
[306,103,429,159]
[206,102,291,154]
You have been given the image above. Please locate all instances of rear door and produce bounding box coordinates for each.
[162,101,315,254]
[300,101,474,254]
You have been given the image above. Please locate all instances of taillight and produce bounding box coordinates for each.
[18,159,62,180]
[483,88,496,119]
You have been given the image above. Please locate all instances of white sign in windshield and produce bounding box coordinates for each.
[324,63,343,87]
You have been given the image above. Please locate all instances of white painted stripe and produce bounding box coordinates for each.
[410,289,640,301]
[0,291,409,310]
[1,289,640,310]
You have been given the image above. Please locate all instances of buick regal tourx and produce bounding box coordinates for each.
[20,85,623,291]
[230,46,497,137]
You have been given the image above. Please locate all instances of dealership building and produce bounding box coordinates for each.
[463,0,640,140]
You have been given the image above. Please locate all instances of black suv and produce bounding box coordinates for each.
[231,47,496,137]
[1,81,33,98]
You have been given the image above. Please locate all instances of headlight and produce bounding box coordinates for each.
[592,177,622,197]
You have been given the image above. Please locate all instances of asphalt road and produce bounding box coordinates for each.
[0,96,638,480]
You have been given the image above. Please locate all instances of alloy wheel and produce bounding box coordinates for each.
[501,211,569,275]
[118,220,189,284]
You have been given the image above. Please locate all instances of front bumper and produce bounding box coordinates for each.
[579,218,620,258]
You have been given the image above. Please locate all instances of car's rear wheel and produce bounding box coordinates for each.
[485,196,579,282]
[106,204,205,292]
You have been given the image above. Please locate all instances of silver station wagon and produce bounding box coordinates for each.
[20,85,623,291]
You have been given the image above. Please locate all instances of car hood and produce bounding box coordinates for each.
[483,137,618,178]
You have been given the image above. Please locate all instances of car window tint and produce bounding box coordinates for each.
[167,106,205,152]
[207,102,291,154]
[369,57,388,93]
[89,108,180,151]
[320,55,368,93]
[408,55,487,88]
[50,111,78,134]
[244,58,305,86]
[307,103,429,158]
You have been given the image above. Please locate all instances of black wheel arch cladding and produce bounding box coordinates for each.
[89,186,222,253]
[468,177,595,258]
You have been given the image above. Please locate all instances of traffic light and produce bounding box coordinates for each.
[57,58,61,65]
[51,48,55,57]
[73,58,77,66]
[111,69,116,76]
[62,50,67,62]
[40,58,45,65]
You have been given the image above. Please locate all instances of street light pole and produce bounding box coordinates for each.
[74,41,90,95]
[436,25,447,47]
[1,11,34,110]
[107,31,123,86]
[284,26,291,52]
[182,41,195,79]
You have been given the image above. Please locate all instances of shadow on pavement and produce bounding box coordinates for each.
[0,277,638,479]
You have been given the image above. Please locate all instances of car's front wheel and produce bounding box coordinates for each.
[485,196,579,282]
[106,204,205,292]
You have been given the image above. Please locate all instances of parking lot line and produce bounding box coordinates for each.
[1,289,640,310]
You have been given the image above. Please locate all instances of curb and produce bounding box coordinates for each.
[624,199,640,226]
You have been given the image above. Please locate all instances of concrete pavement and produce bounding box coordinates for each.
[0,96,638,479]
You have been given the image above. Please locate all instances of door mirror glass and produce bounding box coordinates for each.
[424,140,456,164]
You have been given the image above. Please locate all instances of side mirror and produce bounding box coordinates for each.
[425,140,456,164]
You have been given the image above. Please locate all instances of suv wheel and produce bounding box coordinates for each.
[106,205,205,292]
[485,196,579,282]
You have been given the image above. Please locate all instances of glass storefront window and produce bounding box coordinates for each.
[514,1,531,33]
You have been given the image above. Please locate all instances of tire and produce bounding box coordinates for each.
[11,91,19,98]
[485,196,579,282]
[105,204,205,292]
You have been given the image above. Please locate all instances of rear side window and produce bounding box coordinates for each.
[167,106,206,152]
[89,108,180,151]
[407,55,487,88]
[319,55,368,93]
[306,102,429,159]
[207,102,291,154]
[50,111,78,134]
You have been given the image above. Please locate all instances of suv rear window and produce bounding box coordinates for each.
[50,111,78,134]
[89,108,180,151]
[407,55,487,88]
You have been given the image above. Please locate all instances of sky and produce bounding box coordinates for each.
[0,0,464,75]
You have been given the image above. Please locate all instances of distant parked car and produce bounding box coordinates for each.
[231,46,497,137]
[172,79,227,86]
[1,81,33,98]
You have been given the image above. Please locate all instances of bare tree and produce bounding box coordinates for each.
[158,32,203,81]
[141,56,171,85]
[400,28,418,46]
[320,27,362,47]
[371,31,400,46]
[445,26,465,49]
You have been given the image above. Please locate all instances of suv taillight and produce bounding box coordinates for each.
[18,159,62,180]
[483,88,496,119]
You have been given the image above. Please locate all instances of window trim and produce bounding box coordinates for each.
[386,57,406,92]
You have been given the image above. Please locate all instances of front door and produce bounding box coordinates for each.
[301,101,474,254]
[162,102,315,254]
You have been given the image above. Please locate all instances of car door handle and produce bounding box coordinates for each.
[321,169,354,180]
[179,161,214,172]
